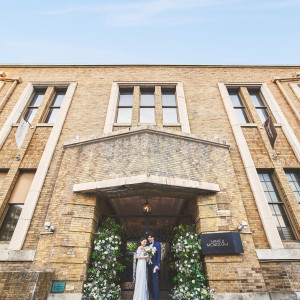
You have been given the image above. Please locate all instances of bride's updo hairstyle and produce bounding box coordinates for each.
[139,236,147,244]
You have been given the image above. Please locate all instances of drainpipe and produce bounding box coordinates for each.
[273,75,300,122]
[0,73,22,113]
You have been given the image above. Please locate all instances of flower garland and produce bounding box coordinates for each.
[171,225,214,300]
[83,218,125,300]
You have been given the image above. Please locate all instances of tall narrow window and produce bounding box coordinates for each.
[258,172,295,240]
[248,89,269,123]
[24,89,46,124]
[0,172,35,242]
[285,171,300,203]
[140,88,155,123]
[228,90,249,123]
[162,88,178,124]
[45,89,66,123]
[116,88,133,124]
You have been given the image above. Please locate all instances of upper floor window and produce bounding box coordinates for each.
[116,88,133,124]
[248,89,269,123]
[228,90,249,123]
[45,89,66,123]
[0,171,35,242]
[162,88,178,124]
[24,89,46,124]
[258,172,295,240]
[285,170,300,203]
[140,88,155,123]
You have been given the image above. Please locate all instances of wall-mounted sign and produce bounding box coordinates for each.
[15,117,30,149]
[200,232,244,254]
[51,282,65,293]
[263,117,277,149]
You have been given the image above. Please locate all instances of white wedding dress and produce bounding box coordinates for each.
[133,247,149,300]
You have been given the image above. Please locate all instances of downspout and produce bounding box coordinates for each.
[273,75,300,122]
[0,72,22,113]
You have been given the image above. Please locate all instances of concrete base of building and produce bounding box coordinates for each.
[47,293,83,300]
[214,292,300,300]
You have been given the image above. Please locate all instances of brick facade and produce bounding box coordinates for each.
[0,65,299,299]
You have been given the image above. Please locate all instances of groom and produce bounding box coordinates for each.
[147,232,161,300]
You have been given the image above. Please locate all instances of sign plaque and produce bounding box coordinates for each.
[51,282,65,293]
[200,232,244,254]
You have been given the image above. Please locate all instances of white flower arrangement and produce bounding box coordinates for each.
[171,225,214,300]
[83,218,124,300]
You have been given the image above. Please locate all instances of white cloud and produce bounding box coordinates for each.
[40,0,239,27]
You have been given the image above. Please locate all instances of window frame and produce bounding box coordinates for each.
[22,88,47,124]
[115,87,134,125]
[227,88,250,124]
[258,170,296,241]
[139,87,155,124]
[285,169,300,204]
[161,87,179,125]
[248,88,271,124]
[44,88,67,123]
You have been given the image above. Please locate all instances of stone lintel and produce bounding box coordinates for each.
[256,248,300,262]
[73,175,220,194]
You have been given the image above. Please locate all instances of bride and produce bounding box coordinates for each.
[133,237,149,300]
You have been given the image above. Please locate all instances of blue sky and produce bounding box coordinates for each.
[1,0,299,64]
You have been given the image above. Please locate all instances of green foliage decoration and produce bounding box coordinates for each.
[170,224,214,299]
[83,218,125,300]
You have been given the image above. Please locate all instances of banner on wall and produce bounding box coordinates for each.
[15,118,30,149]
[263,117,277,149]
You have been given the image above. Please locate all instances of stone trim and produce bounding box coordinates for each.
[290,82,300,101]
[0,250,35,261]
[64,125,230,149]
[0,82,5,92]
[213,292,300,300]
[256,248,300,262]
[218,83,284,249]
[0,82,34,149]
[8,82,77,250]
[73,174,220,194]
[103,81,190,134]
[47,293,83,300]
[261,83,300,161]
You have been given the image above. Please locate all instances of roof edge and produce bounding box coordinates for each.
[1,63,300,68]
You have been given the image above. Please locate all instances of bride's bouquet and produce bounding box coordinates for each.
[143,246,157,264]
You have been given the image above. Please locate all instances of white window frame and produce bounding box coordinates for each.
[104,82,190,134]
[0,81,77,251]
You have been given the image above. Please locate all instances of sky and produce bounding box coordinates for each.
[0,0,299,65]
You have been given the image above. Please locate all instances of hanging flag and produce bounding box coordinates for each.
[15,118,30,149]
[263,117,277,149]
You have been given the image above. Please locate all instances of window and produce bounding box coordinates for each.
[228,90,249,123]
[0,172,35,242]
[140,88,155,123]
[162,88,178,124]
[258,172,295,240]
[45,89,66,123]
[116,88,133,124]
[248,89,269,123]
[286,171,300,203]
[24,89,46,124]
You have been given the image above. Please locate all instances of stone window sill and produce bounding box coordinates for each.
[256,248,300,262]
[0,250,36,261]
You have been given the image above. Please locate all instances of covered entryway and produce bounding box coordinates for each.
[101,195,194,299]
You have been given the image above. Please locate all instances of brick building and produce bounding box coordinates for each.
[0,65,299,299]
